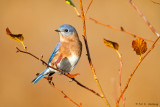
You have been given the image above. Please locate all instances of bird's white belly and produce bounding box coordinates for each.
[48,53,80,73]
[68,54,80,70]
[57,53,79,73]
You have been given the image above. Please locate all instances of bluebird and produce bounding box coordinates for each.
[32,24,82,84]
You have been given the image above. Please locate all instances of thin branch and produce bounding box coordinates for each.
[130,0,159,37]
[78,0,110,107]
[16,47,102,98]
[84,0,93,16]
[88,18,160,46]
[47,79,82,107]
[116,31,160,107]
[16,47,60,71]
[116,51,125,107]
[68,76,103,97]
[150,0,160,5]
[112,78,118,103]
[79,0,87,39]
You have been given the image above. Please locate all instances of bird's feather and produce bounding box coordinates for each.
[32,68,50,84]
[48,42,61,64]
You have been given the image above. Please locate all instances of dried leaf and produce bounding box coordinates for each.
[65,0,80,16]
[6,27,25,48]
[65,0,75,7]
[132,38,147,55]
[104,38,119,50]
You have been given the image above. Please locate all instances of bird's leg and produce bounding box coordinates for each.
[35,72,54,85]
[59,70,66,75]
[45,75,55,86]
[48,76,53,85]
[48,72,55,85]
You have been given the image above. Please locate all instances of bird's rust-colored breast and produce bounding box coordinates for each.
[51,32,82,66]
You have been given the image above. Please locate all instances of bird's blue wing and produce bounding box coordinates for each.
[32,43,61,84]
[48,42,61,64]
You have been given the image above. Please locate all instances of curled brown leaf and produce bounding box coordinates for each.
[132,38,147,55]
[6,27,25,49]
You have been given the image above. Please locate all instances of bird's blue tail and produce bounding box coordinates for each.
[32,74,46,84]
[32,68,49,84]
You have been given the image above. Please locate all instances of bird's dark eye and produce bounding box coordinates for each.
[64,29,69,32]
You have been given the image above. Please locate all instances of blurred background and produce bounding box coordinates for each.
[0,0,160,107]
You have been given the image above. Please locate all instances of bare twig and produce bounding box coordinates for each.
[112,78,118,103]
[84,0,93,16]
[130,0,159,37]
[116,51,125,107]
[16,47,102,98]
[79,0,110,107]
[47,79,82,107]
[116,30,160,107]
[67,76,103,97]
[150,0,160,5]
[16,47,60,71]
[88,18,160,46]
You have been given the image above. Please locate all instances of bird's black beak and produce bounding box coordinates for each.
[55,29,61,32]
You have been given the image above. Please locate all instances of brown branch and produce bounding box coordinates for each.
[150,0,160,5]
[68,76,102,97]
[78,0,110,107]
[79,0,87,39]
[16,47,60,71]
[84,0,93,16]
[16,47,102,98]
[130,0,159,37]
[88,18,160,46]
[116,30,160,107]
[47,79,82,107]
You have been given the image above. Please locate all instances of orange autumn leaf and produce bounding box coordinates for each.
[6,27,25,49]
[104,38,119,50]
[132,38,147,55]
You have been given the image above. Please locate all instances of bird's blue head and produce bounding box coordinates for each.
[55,24,77,36]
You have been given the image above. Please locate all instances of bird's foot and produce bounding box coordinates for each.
[45,76,55,86]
